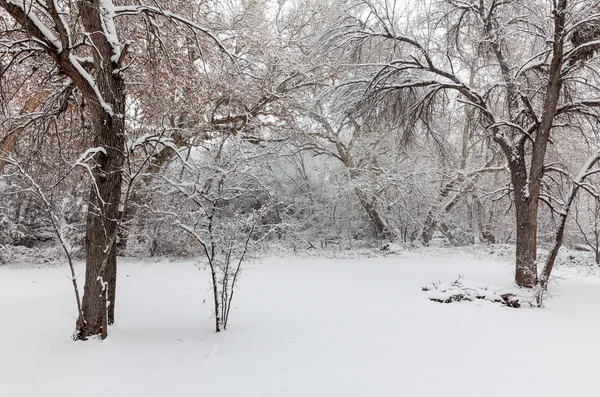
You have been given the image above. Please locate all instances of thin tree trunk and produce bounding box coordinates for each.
[421,195,462,246]
[460,63,476,170]
[474,198,496,244]
[539,151,600,288]
[594,207,600,265]
[210,260,221,333]
[343,150,390,238]
[420,175,473,245]
[352,184,389,237]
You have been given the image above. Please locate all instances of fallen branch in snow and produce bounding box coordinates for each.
[422,276,520,308]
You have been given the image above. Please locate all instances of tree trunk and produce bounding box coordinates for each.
[343,151,390,238]
[210,260,221,333]
[508,150,539,288]
[353,185,389,238]
[107,242,117,325]
[420,178,469,246]
[539,152,600,288]
[474,197,496,244]
[77,108,125,339]
[497,0,566,288]
[514,198,538,287]
[76,1,126,339]
[421,211,435,245]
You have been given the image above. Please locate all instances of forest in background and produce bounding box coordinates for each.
[2,0,600,338]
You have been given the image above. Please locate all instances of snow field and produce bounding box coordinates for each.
[1,253,600,396]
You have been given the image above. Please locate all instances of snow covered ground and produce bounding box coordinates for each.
[2,251,600,396]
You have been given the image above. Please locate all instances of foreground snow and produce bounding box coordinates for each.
[1,252,600,396]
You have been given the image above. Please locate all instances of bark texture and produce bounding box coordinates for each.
[0,0,127,339]
[76,0,126,339]
[482,0,567,287]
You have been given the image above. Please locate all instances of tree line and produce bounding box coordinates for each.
[2,0,600,339]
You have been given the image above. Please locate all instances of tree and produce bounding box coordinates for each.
[0,0,229,339]
[573,195,600,264]
[330,0,600,286]
[115,0,325,254]
[301,111,393,237]
[158,134,277,332]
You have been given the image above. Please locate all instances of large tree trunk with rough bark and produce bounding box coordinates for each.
[77,103,125,339]
[499,0,566,288]
[514,197,538,287]
[77,101,125,338]
[508,149,540,288]
[76,0,126,339]
[1,0,225,340]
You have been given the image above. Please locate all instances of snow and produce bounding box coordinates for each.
[577,150,600,181]
[8,0,63,52]
[68,53,115,117]
[523,177,530,199]
[113,5,232,57]
[2,253,600,396]
[126,134,176,153]
[425,279,507,304]
[76,147,107,164]
[99,0,121,63]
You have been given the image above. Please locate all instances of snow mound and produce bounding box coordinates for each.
[423,276,520,307]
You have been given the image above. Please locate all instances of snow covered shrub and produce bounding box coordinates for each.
[159,135,278,331]
[423,276,520,308]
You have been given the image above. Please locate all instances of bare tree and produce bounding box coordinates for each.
[0,0,230,339]
[329,0,600,286]
[0,156,84,331]
[539,150,600,289]
[158,134,277,332]
[302,111,393,237]
[573,197,600,264]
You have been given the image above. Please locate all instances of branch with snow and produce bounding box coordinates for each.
[112,4,234,59]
